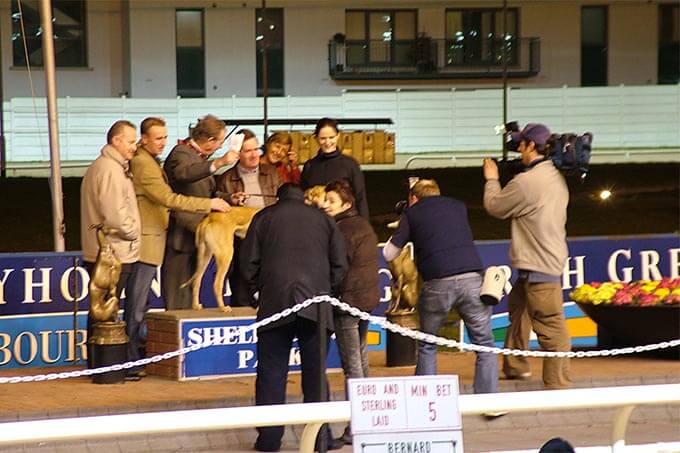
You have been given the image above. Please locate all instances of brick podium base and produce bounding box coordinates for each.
[146,307,257,380]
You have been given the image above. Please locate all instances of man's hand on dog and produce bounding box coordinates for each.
[230,192,249,206]
[210,198,231,212]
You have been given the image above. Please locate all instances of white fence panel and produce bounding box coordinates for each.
[2,85,679,163]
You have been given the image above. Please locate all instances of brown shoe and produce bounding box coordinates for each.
[504,371,532,380]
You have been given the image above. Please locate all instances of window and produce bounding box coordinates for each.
[11,0,87,67]
[256,8,284,97]
[445,8,518,66]
[176,9,205,98]
[659,4,679,84]
[581,6,608,86]
[344,10,417,66]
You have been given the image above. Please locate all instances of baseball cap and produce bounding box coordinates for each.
[511,123,551,147]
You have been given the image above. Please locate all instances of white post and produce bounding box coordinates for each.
[611,404,635,453]
[40,0,66,251]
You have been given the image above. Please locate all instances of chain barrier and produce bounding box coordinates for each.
[1,295,678,384]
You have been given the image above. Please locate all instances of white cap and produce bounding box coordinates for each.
[480,266,507,306]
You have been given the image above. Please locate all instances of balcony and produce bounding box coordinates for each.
[328,37,540,80]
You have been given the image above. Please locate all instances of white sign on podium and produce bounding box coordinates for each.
[348,375,463,453]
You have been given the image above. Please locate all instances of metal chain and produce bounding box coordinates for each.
[1,295,677,384]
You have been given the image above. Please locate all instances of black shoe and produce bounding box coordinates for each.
[328,437,346,451]
[483,411,509,419]
[254,440,280,452]
[125,372,143,382]
[338,434,352,445]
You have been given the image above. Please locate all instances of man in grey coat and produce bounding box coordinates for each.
[483,123,572,389]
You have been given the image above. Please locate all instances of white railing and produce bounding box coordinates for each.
[3,84,680,163]
[0,384,678,453]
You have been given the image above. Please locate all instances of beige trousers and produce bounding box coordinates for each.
[502,279,572,389]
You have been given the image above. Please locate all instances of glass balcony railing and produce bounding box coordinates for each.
[329,37,540,79]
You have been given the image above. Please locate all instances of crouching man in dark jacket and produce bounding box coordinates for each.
[240,183,348,452]
[383,179,498,395]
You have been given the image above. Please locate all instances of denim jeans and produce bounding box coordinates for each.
[124,262,156,371]
[334,311,370,383]
[415,272,498,394]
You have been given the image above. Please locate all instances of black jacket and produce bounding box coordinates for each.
[300,149,370,218]
[391,196,482,281]
[335,208,380,313]
[239,185,348,331]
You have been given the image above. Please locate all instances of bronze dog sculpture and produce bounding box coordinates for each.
[386,242,419,315]
[182,207,259,312]
[88,225,122,322]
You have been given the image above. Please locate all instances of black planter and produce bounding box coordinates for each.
[576,303,680,359]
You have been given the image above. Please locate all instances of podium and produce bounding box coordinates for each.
[146,308,342,380]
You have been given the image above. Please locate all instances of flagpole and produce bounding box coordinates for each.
[40,0,66,251]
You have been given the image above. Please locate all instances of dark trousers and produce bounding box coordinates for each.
[161,247,195,310]
[227,239,252,307]
[255,316,331,450]
[84,261,133,369]
[125,262,157,371]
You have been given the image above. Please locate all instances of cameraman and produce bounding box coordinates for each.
[483,123,572,389]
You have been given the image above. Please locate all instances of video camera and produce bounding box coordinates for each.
[393,176,420,217]
[494,121,594,180]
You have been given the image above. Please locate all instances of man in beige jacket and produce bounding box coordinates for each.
[125,117,230,379]
[483,123,571,389]
[81,120,141,370]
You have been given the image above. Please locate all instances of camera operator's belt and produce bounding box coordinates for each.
[517,269,560,283]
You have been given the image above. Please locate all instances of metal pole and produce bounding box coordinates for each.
[261,0,269,138]
[0,25,5,180]
[501,0,509,161]
[317,299,327,453]
[40,0,66,251]
[72,256,79,362]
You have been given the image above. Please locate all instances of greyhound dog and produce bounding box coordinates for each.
[303,185,326,208]
[88,225,122,322]
[182,207,259,312]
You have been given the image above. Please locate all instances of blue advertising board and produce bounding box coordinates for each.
[0,234,678,370]
[179,316,342,380]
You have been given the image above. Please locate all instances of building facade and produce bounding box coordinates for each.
[1,0,678,99]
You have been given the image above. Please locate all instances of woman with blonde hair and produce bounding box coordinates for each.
[261,131,301,184]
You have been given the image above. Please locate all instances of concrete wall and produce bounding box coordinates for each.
[0,0,668,99]
[128,2,256,98]
[205,6,255,97]
[0,0,124,98]
[522,2,582,88]
[609,3,657,86]
[284,6,344,95]
[128,4,176,97]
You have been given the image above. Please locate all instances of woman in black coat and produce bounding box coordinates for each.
[301,118,370,218]
[323,180,379,445]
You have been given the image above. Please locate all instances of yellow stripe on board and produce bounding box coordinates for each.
[367,330,382,346]
[566,317,598,337]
